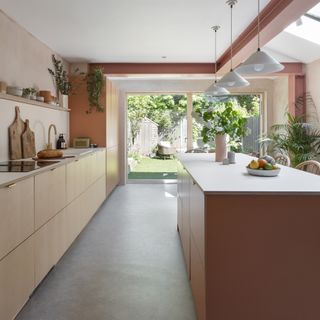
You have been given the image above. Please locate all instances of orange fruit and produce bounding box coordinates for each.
[258,159,267,168]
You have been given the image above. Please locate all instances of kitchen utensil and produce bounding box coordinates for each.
[22,119,36,158]
[247,167,281,177]
[8,106,25,160]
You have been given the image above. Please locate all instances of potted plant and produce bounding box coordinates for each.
[86,67,105,113]
[22,87,37,100]
[48,54,71,108]
[260,113,320,167]
[193,100,248,161]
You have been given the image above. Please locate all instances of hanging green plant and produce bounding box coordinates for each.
[86,67,105,113]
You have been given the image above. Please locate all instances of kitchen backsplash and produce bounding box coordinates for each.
[0,98,69,161]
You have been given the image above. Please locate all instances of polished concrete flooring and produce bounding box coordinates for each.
[17,184,196,320]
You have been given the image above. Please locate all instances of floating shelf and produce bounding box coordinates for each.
[0,93,71,112]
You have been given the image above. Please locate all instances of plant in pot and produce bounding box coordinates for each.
[86,67,105,113]
[48,54,72,108]
[260,112,320,167]
[193,100,248,162]
[22,87,37,100]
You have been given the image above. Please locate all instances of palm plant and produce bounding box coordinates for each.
[260,113,320,167]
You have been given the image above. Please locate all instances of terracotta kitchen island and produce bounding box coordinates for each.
[177,153,320,320]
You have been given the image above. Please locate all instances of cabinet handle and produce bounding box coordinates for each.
[7,183,16,189]
[75,159,79,162]
[50,167,56,171]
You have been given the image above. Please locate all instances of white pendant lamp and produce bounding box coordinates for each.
[217,0,249,88]
[204,26,230,98]
[236,0,284,74]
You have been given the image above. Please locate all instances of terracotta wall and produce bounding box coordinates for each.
[0,10,68,95]
[69,76,106,147]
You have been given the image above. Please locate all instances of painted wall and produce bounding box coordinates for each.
[272,77,289,125]
[306,59,320,124]
[69,75,106,147]
[0,98,69,161]
[0,10,68,96]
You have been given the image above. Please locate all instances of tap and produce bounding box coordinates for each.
[47,124,57,149]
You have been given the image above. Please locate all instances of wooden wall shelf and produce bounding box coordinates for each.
[0,93,71,112]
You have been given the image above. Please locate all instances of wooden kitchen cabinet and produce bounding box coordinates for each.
[0,177,34,261]
[0,237,34,320]
[33,209,68,286]
[35,165,66,230]
[106,146,119,197]
[66,157,86,204]
[177,166,191,276]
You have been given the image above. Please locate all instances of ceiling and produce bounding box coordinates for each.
[0,0,270,63]
[264,2,320,63]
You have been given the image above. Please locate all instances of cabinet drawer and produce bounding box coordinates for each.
[190,236,206,320]
[35,165,66,230]
[34,209,68,286]
[190,181,205,265]
[0,237,34,320]
[0,177,34,260]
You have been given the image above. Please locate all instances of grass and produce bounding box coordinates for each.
[128,157,178,180]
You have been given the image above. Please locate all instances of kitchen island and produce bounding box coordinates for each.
[177,153,320,320]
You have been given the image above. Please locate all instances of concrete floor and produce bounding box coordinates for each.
[17,184,196,320]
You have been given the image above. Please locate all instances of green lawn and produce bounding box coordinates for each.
[128,157,178,179]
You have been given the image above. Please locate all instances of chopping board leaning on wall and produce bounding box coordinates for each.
[22,119,36,158]
[8,106,25,160]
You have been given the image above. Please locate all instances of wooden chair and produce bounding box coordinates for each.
[296,160,320,176]
[274,154,291,167]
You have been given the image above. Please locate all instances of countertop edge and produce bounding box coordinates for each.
[0,148,105,188]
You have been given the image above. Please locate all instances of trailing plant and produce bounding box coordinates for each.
[193,100,249,150]
[86,67,105,113]
[260,112,320,167]
[48,54,72,96]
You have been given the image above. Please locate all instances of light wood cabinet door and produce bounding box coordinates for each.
[0,237,34,320]
[66,157,86,203]
[190,180,205,265]
[0,177,34,260]
[34,209,69,286]
[35,165,66,230]
[106,146,119,197]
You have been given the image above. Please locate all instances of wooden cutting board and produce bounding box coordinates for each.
[22,119,36,158]
[8,106,25,160]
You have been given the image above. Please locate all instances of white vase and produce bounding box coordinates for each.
[215,134,227,162]
[59,94,69,109]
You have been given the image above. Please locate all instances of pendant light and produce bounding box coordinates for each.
[204,26,230,98]
[217,0,249,88]
[236,0,284,74]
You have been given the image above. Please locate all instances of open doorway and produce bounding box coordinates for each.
[127,94,187,181]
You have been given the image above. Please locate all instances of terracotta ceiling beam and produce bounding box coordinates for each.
[217,0,320,73]
[90,63,216,75]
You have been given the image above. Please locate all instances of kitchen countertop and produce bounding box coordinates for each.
[0,148,105,188]
[179,153,320,195]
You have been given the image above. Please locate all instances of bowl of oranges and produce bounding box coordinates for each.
[247,156,280,177]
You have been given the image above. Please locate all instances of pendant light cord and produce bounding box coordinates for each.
[230,4,233,70]
[257,0,261,50]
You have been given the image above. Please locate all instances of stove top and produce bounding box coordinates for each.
[0,160,60,172]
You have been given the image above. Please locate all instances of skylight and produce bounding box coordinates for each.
[285,3,320,45]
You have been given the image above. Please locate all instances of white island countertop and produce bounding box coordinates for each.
[0,148,105,188]
[179,153,320,195]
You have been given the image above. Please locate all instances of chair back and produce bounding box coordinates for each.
[296,160,320,176]
[274,154,291,167]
